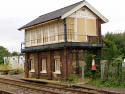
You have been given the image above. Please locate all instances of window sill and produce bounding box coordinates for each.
[40,70,47,73]
[53,71,61,74]
[29,69,35,72]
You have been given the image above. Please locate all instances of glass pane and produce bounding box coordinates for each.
[42,59,46,71]
[55,58,60,71]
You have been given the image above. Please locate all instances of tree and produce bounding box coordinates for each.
[102,32,125,59]
[11,51,19,56]
[101,32,125,84]
[0,46,10,64]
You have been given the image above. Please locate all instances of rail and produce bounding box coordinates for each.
[0,77,122,94]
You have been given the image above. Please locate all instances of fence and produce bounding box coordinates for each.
[100,59,125,84]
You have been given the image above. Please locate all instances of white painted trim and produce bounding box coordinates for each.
[61,1,108,23]
[84,10,88,41]
[74,12,77,41]
[53,71,61,74]
[29,69,35,73]
[40,70,47,73]
[19,19,59,30]
[85,1,108,23]
[61,2,86,19]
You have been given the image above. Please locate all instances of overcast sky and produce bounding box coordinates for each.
[0,0,124,52]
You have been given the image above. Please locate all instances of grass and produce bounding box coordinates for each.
[0,64,24,75]
[88,79,125,88]
[0,64,12,70]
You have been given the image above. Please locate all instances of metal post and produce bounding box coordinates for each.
[64,18,67,42]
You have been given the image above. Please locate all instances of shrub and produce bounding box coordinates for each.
[88,79,125,88]
[67,74,79,83]
[0,63,11,70]
[9,68,24,75]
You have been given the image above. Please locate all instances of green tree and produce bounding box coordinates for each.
[0,46,10,64]
[102,32,125,59]
[11,51,19,56]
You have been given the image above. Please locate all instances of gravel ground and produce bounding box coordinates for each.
[0,74,125,94]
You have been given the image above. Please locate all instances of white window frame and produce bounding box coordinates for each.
[58,22,64,42]
[49,24,56,43]
[74,12,78,42]
[40,59,47,73]
[54,57,61,74]
[40,27,43,45]
[55,23,58,43]
[29,59,35,72]
[29,55,35,72]
[25,31,31,47]
[36,28,41,45]
[43,26,49,44]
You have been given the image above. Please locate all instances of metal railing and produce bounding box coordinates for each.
[21,33,102,49]
[88,35,102,44]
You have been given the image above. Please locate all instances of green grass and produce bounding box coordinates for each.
[0,64,12,70]
[88,79,125,88]
[0,64,24,75]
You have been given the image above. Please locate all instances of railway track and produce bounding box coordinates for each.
[0,77,122,94]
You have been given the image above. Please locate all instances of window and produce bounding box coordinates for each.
[43,26,48,43]
[40,28,43,44]
[58,22,64,41]
[31,30,36,46]
[29,54,35,72]
[25,31,31,47]
[67,17,75,41]
[29,59,35,72]
[41,59,47,73]
[77,18,87,42]
[36,29,41,44]
[49,24,56,42]
[54,57,61,74]
[86,19,96,36]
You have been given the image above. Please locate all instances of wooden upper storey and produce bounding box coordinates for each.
[19,1,108,48]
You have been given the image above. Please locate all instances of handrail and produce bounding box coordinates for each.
[21,33,103,49]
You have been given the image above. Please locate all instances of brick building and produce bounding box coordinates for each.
[19,0,108,80]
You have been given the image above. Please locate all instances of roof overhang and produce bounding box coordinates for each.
[18,18,60,31]
[61,1,108,23]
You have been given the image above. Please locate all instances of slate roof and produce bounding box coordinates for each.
[19,0,84,30]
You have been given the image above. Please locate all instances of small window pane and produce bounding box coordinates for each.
[41,59,47,73]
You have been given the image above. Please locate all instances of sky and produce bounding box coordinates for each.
[0,0,125,52]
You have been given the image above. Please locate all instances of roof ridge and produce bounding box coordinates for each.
[38,0,84,18]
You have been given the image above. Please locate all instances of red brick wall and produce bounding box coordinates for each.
[24,49,85,80]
